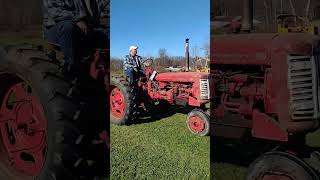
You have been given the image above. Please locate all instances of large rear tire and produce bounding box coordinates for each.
[0,45,107,180]
[246,151,318,180]
[110,75,138,125]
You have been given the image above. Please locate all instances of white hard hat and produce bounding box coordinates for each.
[129,46,138,51]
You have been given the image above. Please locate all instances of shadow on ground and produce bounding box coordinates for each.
[129,105,195,125]
[211,135,320,168]
[211,138,277,167]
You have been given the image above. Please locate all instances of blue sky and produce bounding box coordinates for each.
[110,0,210,58]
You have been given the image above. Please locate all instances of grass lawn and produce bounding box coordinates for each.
[214,163,247,180]
[110,106,210,179]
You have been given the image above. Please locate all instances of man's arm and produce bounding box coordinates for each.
[72,0,87,23]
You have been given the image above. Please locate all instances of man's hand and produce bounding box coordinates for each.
[76,21,87,35]
[134,68,138,72]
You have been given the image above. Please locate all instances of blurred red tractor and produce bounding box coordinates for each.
[211,0,320,179]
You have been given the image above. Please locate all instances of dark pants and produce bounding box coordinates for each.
[45,20,80,65]
[125,68,145,84]
[45,20,108,65]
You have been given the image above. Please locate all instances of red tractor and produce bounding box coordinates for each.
[110,39,213,136]
[212,0,320,179]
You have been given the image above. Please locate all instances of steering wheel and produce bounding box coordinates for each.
[142,59,153,67]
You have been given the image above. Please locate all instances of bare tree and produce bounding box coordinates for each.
[202,41,210,58]
[264,0,271,25]
[306,0,311,18]
[191,45,200,69]
[158,48,167,58]
[110,57,124,74]
[191,45,199,58]
[157,48,171,68]
[202,41,210,69]
[289,0,296,15]
[0,0,42,30]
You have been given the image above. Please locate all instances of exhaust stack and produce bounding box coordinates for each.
[185,38,190,72]
[241,0,253,32]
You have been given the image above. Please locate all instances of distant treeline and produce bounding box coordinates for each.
[212,0,320,33]
[110,56,208,73]
[0,0,110,31]
[111,48,209,74]
[111,56,186,74]
[213,0,320,20]
[0,0,42,30]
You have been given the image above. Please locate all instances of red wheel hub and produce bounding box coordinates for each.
[188,116,205,134]
[110,87,125,118]
[0,82,47,176]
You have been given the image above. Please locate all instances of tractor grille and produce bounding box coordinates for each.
[288,55,320,121]
[200,79,210,100]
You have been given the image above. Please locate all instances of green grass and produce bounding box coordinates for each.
[214,163,247,180]
[110,109,210,179]
[306,130,320,147]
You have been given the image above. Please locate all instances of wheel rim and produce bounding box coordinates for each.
[188,116,206,134]
[110,87,125,118]
[0,82,47,176]
[260,174,293,180]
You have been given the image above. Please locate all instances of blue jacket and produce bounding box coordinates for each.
[124,55,142,70]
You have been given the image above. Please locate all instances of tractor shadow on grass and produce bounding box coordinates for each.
[211,138,281,167]
[128,105,194,125]
[211,136,320,168]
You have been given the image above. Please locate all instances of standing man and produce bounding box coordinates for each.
[124,46,144,84]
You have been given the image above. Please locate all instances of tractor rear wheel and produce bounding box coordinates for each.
[186,109,210,136]
[246,151,318,180]
[110,76,138,125]
[0,45,107,179]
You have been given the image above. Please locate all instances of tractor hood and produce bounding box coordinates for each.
[154,72,210,82]
[212,33,319,66]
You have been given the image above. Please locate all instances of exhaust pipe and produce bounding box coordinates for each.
[185,38,190,72]
[241,0,253,32]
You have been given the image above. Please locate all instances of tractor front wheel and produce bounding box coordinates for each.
[246,151,318,180]
[186,109,210,136]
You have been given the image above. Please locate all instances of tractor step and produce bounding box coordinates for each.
[213,111,251,139]
[212,124,249,139]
